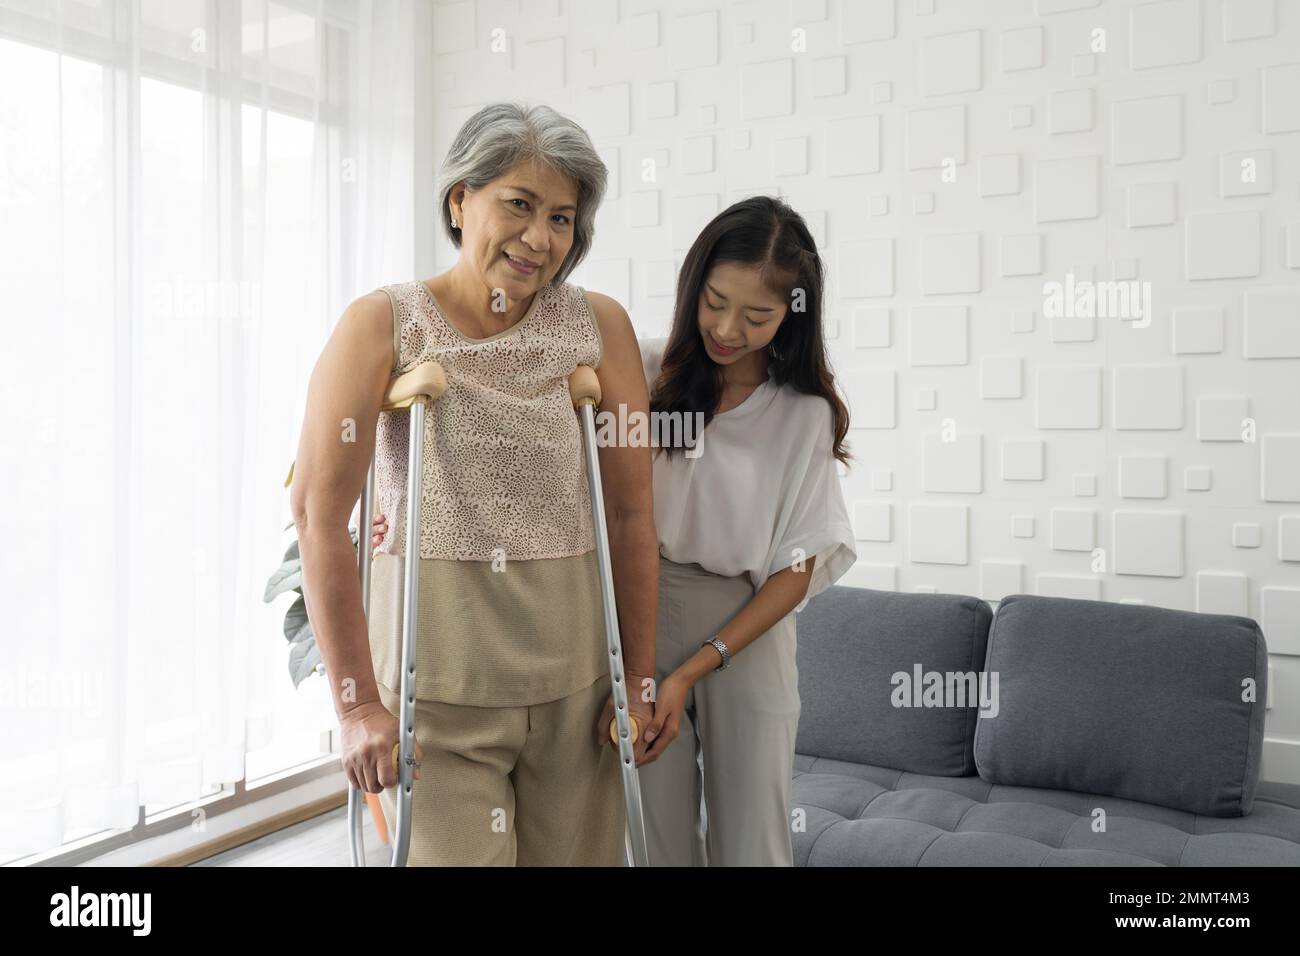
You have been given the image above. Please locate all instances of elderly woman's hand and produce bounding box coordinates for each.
[371,512,388,554]
[339,699,423,794]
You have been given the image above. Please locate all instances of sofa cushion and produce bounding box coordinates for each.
[789,755,1300,865]
[794,586,993,776]
[973,594,1268,818]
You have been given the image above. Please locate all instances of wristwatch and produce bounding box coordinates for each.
[704,636,731,670]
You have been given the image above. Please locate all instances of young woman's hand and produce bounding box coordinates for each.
[642,672,688,762]
[596,671,658,767]
[371,512,388,553]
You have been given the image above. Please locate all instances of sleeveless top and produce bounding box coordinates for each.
[364,279,609,706]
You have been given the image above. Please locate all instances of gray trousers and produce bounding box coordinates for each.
[639,555,801,866]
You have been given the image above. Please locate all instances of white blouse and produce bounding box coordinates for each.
[640,336,858,613]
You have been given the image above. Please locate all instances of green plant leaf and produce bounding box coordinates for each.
[283,594,312,644]
[289,637,321,687]
[283,537,300,563]
[264,559,303,602]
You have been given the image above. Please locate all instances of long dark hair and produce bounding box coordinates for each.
[649,195,852,466]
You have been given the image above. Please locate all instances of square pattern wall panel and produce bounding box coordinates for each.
[979,153,1020,196]
[741,59,793,119]
[1219,149,1274,198]
[1036,366,1102,429]
[908,503,969,565]
[1049,88,1093,134]
[1185,210,1260,279]
[1223,0,1276,42]
[919,233,980,294]
[920,29,981,97]
[1197,395,1249,441]
[1262,62,1300,133]
[1262,435,1300,502]
[906,105,966,169]
[826,115,882,177]
[922,433,982,493]
[1113,511,1185,577]
[1001,438,1043,480]
[671,10,718,70]
[1051,508,1096,551]
[1196,572,1249,616]
[1034,155,1100,222]
[1244,289,1300,358]
[1113,365,1184,430]
[1127,181,1178,228]
[1118,455,1168,498]
[847,370,897,429]
[1260,588,1300,656]
[1129,0,1202,71]
[1000,26,1043,72]
[981,561,1025,600]
[909,306,968,365]
[1111,94,1182,165]
[839,239,893,297]
[842,0,895,44]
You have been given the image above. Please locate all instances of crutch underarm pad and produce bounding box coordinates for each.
[568,365,601,408]
[383,361,447,410]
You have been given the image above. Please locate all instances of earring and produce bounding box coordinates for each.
[451,216,459,228]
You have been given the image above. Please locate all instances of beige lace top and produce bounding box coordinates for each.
[365,279,609,706]
[373,279,603,562]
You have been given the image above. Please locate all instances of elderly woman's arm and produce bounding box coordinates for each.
[585,292,659,761]
[586,291,658,673]
[289,292,395,727]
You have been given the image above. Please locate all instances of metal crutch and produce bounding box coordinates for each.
[569,365,650,868]
[351,360,446,867]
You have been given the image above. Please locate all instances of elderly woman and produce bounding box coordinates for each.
[290,102,658,866]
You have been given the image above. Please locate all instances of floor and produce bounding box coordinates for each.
[194,803,394,867]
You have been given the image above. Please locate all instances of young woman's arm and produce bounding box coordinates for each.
[642,557,816,757]
[679,556,817,685]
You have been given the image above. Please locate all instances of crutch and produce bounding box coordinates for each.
[351,360,446,867]
[570,366,650,868]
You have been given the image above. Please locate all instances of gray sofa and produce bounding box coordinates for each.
[790,587,1300,866]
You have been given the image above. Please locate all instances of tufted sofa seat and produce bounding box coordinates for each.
[791,756,1300,866]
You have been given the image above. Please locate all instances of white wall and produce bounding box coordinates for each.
[422,0,1300,781]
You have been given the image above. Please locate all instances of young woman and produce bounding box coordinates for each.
[373,196,857,866]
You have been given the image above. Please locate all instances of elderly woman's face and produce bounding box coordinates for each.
[453,160,579,297]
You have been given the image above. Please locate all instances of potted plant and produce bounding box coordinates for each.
[264,460,359,687]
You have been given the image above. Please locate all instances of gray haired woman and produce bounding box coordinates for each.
[290,102,658,866]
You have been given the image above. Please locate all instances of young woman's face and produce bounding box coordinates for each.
[697,261,789,366]
[451,159,578,299]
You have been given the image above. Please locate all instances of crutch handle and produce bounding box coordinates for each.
[569,365,601,409]
[384,360,447,410]
[609,715,640,745]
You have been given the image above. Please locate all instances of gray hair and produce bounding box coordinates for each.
[437,102,607,286]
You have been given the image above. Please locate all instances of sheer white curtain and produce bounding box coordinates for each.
[0,0,416,859]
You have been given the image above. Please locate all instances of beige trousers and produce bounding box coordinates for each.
[638,555,802,866]
[376,672,626,866]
